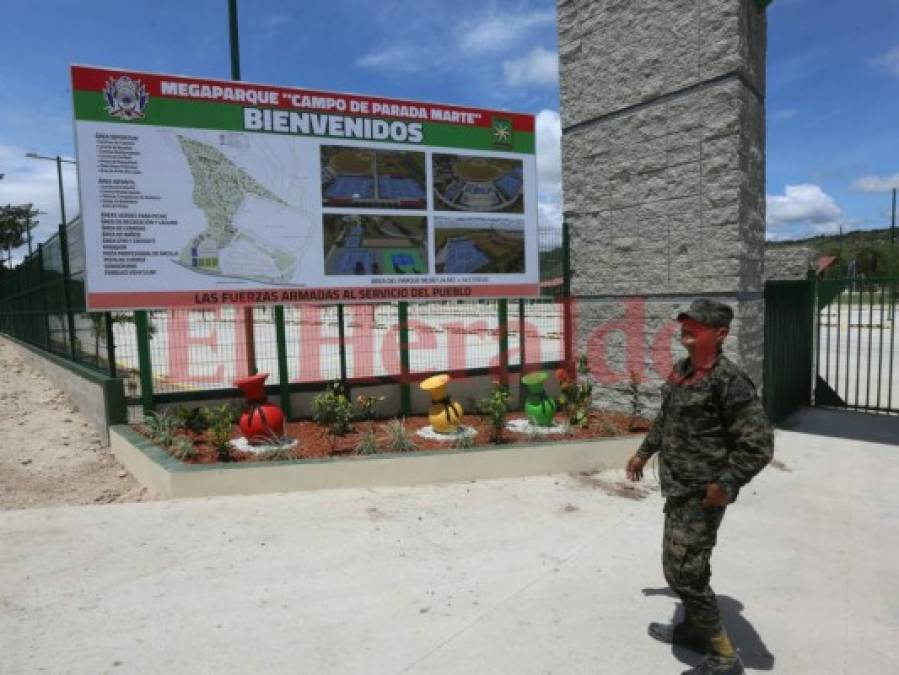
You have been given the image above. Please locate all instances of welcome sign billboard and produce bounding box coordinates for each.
[71,65,539,310]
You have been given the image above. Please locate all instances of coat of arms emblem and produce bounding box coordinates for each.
[104,76,148,120]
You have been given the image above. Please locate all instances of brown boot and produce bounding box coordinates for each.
[681,630,744,674]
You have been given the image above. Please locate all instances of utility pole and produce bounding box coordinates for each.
[891,188,896,319]
[228,0,257,375]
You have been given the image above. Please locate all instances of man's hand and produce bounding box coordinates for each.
[626,454,646,482]
[702,483,730,508]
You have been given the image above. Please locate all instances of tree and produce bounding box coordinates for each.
[0,204,39,272]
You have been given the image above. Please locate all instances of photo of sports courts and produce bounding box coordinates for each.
[320,146,427,209]
[434,216,525,274]
[432,154,524,213]
[323,214,428,275]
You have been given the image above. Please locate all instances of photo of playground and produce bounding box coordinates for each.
[323,214,428,276]
[432,154,524,213]
[434,216,525,274]
[320,146,427,209]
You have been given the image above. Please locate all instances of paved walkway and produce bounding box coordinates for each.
[1,412,897,674]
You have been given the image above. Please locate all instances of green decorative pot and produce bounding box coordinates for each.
[522,371,556,427]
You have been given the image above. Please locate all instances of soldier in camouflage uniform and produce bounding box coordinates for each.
[625,299,773,675]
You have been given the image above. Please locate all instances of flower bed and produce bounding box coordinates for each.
[135,409,650,465]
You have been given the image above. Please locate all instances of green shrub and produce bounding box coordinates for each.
[174,405,209,434]
[476,382,511,443]
[558,354,593,428]
[204,403,238,462]
[312,383,354,437]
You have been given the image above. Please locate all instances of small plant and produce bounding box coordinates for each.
[627,370,645,431]
[257,439,298,462]
[355,394,386,422]
[205,403,238,462]
[313,383,354,440]
[598,415,619,436]
[354,429,380,455]
[382,418,418,453]
[174,405,209,434]
[354,393,386,454]
[452,431,476,450]
[557,354,593,429]
[476,382,511,443]
[144,411,179,447]
[169,435,198,461]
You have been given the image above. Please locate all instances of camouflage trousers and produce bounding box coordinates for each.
[662,494,727,637]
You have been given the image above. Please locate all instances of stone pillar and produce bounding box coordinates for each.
[557,0,767,411]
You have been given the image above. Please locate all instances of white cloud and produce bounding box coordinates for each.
[872,46,899,78]
[357,5,556,76]
[536,109,561,196]
[0,144,80,264]
[851,173,899,193]
[503,47,559,88]
[263,14,289,31]
[355,45,431,73]
[456,8,555,55]
[766,184,849,239]
[535,109,562,231]
[767,184,841,225]
[769,107,799,121]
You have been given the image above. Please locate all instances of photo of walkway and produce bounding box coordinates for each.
[435,216,525,274]
[321,146,427,209]
[432,153,524,213]
[323,214,428,275]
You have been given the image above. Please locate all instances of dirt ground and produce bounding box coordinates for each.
[0,339,153,510]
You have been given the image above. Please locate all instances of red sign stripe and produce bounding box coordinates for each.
[71,65,535,132]
[86,285,540,310]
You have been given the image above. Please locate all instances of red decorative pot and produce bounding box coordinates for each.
[234,373,285,444]
[239,403,285,444]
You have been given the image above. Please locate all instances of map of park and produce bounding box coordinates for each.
[175,135,304,284]
[321,146,426,210]
[432,154,524,213]
[323,214,427,276]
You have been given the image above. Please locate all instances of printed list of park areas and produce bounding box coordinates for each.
[94,132,177,276]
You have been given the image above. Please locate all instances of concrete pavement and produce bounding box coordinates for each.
[2,411,898,674]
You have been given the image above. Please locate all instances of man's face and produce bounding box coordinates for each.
[679,318,728,365]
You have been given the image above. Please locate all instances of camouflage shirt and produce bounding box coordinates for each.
[636,355,773,500]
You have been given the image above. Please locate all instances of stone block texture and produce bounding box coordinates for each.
[764,245,816,281]
[558,0,767,412]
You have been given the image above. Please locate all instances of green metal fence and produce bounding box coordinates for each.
[763,276,815,424]
[1,220,571,420]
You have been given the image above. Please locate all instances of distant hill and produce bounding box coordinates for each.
[769,227,897,277]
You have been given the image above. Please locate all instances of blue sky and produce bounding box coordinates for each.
[0,0,897,260]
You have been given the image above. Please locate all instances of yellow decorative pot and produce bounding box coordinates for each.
[420,373,464,433]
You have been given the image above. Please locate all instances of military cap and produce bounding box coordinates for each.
[677,298,734,328]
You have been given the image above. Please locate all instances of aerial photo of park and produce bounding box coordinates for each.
[434,216,525,274]
[323,214,428,276]
[321,146,427,209]
[432,153,524,214]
